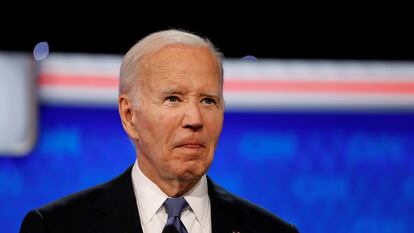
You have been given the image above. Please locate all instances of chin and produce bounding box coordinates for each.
[176,165,206,181]
[171,157,212,180]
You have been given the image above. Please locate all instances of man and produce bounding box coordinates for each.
[20,29,299,233]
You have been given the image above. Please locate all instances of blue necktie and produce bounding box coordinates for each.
[162,197,189,233]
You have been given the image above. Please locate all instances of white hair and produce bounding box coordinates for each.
[119,29,223,101]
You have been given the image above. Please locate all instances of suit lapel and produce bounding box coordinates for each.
[91,165,143,233]
[88,168,250,233]
[208,177,250,233]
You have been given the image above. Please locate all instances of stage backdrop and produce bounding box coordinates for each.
[1,54,414,233]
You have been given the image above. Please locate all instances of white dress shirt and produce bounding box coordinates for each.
[131,160,212,233]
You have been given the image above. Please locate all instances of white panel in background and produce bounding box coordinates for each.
[0,52,36,156]
[37,53,414,109]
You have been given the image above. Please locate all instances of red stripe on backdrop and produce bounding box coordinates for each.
[224,80,414,94]
[38,73,414,94]
[38,73,119,88]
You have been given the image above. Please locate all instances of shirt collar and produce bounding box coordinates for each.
[132,161,168,225]
[131,160,209,226]
[182,171,209,226]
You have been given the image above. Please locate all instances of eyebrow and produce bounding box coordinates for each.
[203,93,220,98]
[161,89,183,95]
[161,89,220,98]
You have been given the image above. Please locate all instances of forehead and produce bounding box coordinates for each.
[143,45,219,71]
[140,45,222,90]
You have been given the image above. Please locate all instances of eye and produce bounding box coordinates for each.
[201,97,216,105]
[165,96,180,102]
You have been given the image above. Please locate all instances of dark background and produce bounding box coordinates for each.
[1,11,413,61]
[2,9,414,233]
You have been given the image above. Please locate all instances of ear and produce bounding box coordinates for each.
[118,94,140,140]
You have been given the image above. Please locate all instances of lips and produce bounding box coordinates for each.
[178,143,205,148]
[174,139,206,149]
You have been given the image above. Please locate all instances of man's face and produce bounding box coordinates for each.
[130,45,224,185]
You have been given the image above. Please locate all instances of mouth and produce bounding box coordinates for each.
[176,143,205,149]
[174,139,206,150]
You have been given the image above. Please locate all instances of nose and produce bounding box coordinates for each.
[182,102,203,131]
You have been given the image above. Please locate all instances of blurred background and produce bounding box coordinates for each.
[1,11,414,233]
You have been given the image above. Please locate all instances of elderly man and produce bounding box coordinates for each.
[20,29,299,233]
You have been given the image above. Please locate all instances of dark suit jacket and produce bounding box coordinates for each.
[20,165,299,233]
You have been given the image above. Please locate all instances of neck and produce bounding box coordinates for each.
[156,178,198,197]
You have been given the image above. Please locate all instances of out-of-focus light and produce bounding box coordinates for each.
[241,55,258,61]
[33,42,49,61]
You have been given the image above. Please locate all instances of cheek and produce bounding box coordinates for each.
[137,108,172,134]
[134,110,165,154]
[145,111,181,149]
[207,113,223,136]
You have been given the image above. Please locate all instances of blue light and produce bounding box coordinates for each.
[241,55,258,61]
[33,41,49,61]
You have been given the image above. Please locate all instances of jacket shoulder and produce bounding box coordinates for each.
[20,166,134,233]
[40,165,133,215]
[207,178,299,233]
[40,180,108,215]
[19,182,108,233]
[234,195,299,233]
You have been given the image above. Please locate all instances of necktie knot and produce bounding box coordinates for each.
[162,197,189,233]
[164,197,188,218]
